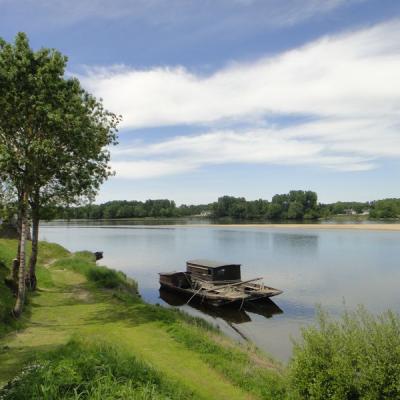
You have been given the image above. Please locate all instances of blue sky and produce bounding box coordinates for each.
[1,0,400,204]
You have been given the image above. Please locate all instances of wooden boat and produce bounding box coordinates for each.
[159,259,282,307]
[159,287,283,323]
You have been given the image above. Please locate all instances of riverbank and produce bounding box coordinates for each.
[0,239,285,399]
[171,223,400,231]
[44,220,400,231]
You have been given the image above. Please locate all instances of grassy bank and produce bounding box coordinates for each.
[2,239,400,399]
[0,239,286,399]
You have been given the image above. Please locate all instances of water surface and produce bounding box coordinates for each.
[40,221,400,362]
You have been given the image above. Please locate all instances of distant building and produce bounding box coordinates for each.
[343,209,357,215]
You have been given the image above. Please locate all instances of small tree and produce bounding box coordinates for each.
[0,33,120,314]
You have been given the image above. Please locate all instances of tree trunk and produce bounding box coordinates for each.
[13,192,28,318]
[15,211,22,265]
[12,259,19,290]
[14,191,24,279]
[28,207,39,290]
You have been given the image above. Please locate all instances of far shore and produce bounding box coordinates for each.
[48,220,400,232]
[142,223,400,231]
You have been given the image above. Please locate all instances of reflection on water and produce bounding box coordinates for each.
[159,288,283,325]
[40,222,400,363]
[160,288,252,324]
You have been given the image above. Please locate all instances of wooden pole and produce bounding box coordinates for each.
[203,277,263,292]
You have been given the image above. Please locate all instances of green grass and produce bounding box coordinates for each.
[0,259,16,337]
[2,238,400,399]
[0,239,69,337]
[52,251,138,294]
[0,239,283,399]
[0,240,20,337]
[167,321,287,399]
[0,338,197,400]
[0,239,17,266]
[289,306,400,399]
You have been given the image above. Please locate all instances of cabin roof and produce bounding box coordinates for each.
[159,271,185,276]
[186,259,240,269]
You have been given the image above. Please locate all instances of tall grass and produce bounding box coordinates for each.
[167,320,287,399]
[289,306,400,399]
[0,339,196,400]
[52,251,138,295]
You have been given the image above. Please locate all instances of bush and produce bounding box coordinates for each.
[0,260,15,336]
[53,252,138,295]
[0,339,195,399]
[87,266,127,289]
[289,306,400,399]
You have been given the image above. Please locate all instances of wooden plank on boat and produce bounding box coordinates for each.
[203,277,263,293]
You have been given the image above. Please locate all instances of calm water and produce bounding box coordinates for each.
[39,221,400,362]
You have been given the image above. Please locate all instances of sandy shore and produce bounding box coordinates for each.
[156,223,400,231]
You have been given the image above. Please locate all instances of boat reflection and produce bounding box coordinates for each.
[159,287,283,324]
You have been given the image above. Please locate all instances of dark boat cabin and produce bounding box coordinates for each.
[159,272,191,289]
[186,259,241,283]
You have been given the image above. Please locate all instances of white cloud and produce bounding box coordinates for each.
[82,19,400,179]
[81,20,400,129]
[110,160,196,179]
[110,126,379,179]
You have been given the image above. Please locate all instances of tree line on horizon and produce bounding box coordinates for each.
[46,191,400,221]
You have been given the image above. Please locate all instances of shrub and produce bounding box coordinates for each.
[289,306,400,399]
[53,252,138,295]
[0,260,15,336]
[87,266,127,289]
[0,339,195,399]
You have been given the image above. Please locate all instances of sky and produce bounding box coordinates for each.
[1,0,400,204]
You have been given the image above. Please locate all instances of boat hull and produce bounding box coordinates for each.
[159,282,243,306]
[159,280,282,307]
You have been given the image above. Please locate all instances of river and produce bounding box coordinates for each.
[40,220,400,362]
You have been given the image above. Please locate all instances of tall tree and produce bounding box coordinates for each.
[0,32,120,314]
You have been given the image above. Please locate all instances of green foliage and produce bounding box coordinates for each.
[56,199,211,219]
[168,321,287,399]
[318,201,371,219]
[212,191,319,220]
[0,339,196,399]
[0,240,17,336]
[0,32,120,199]
[0,32,121,303]
[289,306,400,399]
[53,252,138,295]
[0,260,14,337]
[0,223,18,239]
[51,194,400,222]
[369,198,400,219]
[37,241,69,263]
[0,238,284,399]
[0,239,17,266]
[87,266,128,289]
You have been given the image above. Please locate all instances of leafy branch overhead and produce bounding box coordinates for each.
[0,32,121,311]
